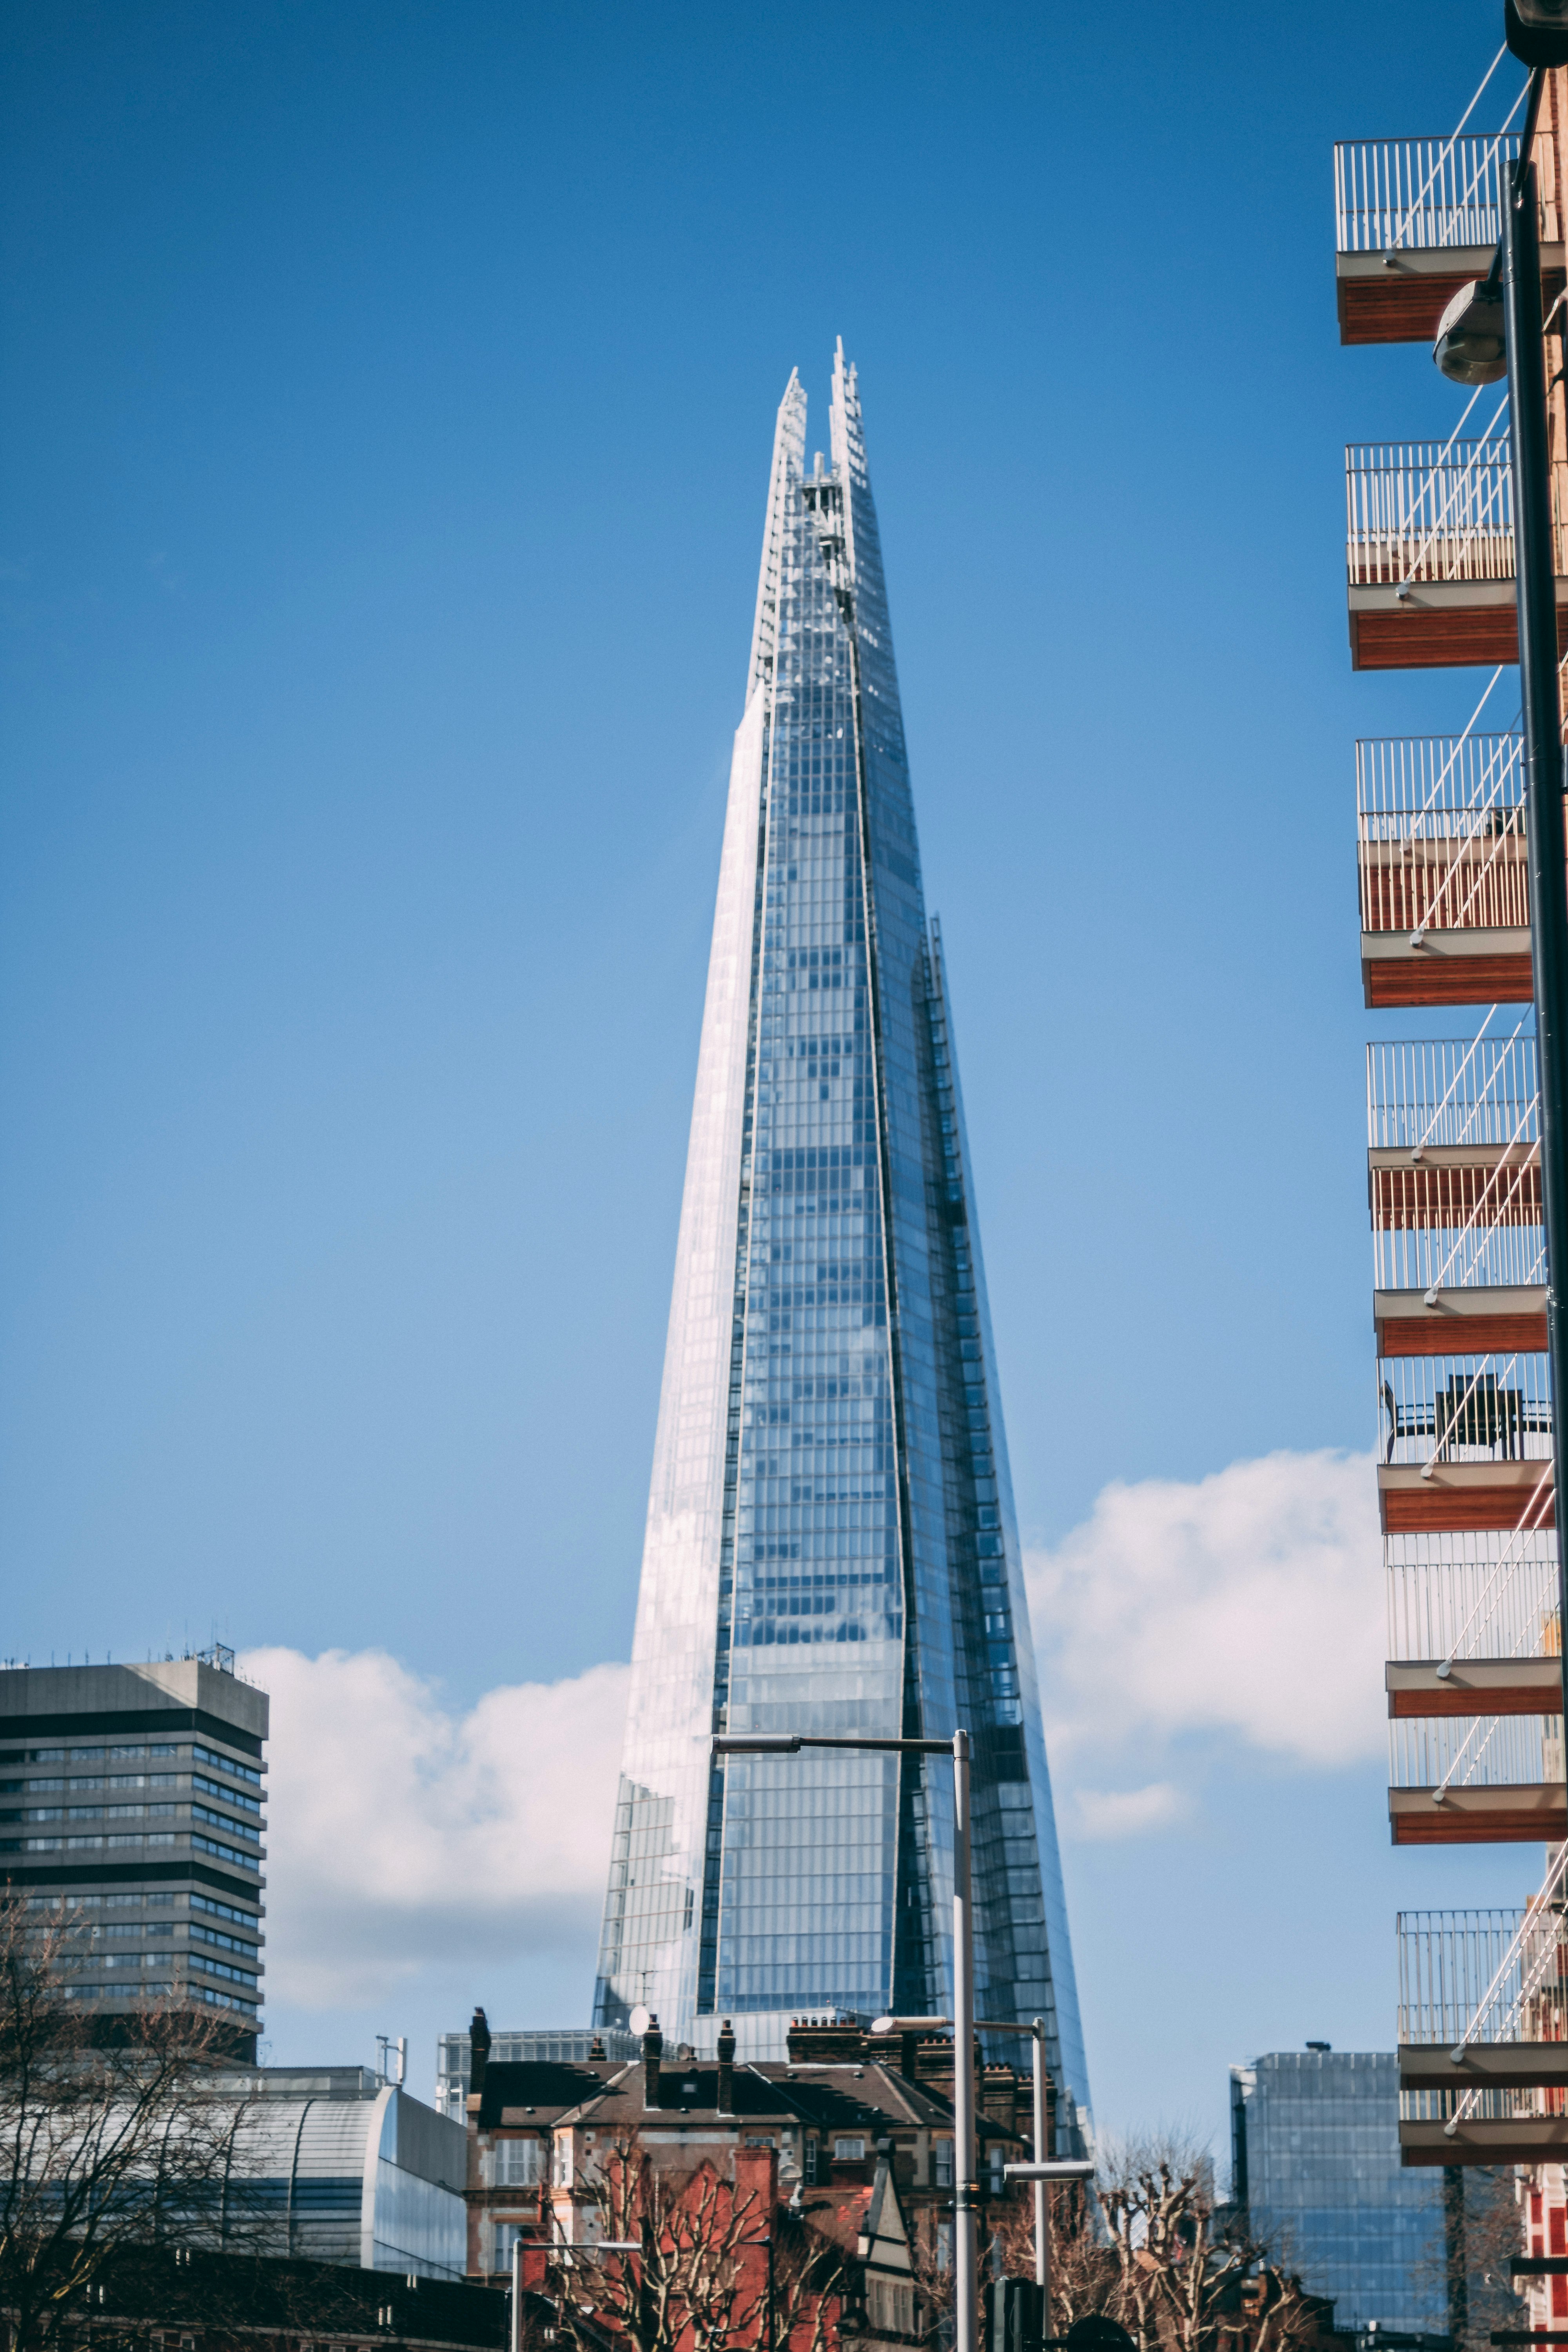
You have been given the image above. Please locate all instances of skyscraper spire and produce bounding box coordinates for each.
[593,352,1087,2125]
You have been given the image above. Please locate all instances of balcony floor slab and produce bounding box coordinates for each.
[1387,1659,1565,1718]
[1336,248,1566,345]
[1363,931,1534,1007]
[1379,1460,1554,1533]
[1390,1783,1566,1844]
[1347,580,1568,673]
[1375,1288,1547,1358]
[1399,2044,1568,2089]
[1401,2115,1568,2164]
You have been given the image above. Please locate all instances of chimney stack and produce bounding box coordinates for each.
[642,2014,664,2108]
[469,2006,491,2101]
[717,2018,736,2112]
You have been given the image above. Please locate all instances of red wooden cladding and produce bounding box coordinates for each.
[1390,1799,1568,1844]
[1381,1484,1556,1533]
[1365,951,1534,1007]
[1388,1684,1558,1718]
[1338,269,1567,345]
[1378,1314,1549,1355]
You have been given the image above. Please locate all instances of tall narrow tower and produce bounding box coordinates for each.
[593,346,1086,2116]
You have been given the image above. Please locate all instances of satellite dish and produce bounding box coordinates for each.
[628,2005,653,2037]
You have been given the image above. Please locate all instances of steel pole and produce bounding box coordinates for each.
[953,1730,977,2352]
[510,2235,523,2352]
[1504,153,1568,1753]
[1031,2018,1047,2297]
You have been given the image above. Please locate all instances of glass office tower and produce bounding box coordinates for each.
[592,345,1087,2114]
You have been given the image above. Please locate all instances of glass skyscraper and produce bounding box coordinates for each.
[1232,2052,1446,2332]
[592,344,1087,2115]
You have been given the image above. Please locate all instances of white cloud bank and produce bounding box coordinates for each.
[240,1646,628,2009]
[1025,1447,1384,1786]
[240,1448,1383,2000]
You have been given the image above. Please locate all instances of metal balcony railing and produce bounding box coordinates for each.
[1368,1030,1538,1152]
[1335,135,1521,255]
[1401,2080,1568,2123]
[1388,1528,1559,1663]
[1358,737,1530,936]
[1347,440,1519,588]
[1381,1351,1553,1466]
[1398,1906,1529,2043]
[1390,1712,1561,1793]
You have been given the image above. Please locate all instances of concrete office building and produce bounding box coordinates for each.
[1232,2050,1446,2334]
[0,1649,267,2055]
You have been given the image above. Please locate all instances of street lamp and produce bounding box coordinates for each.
[869,2011,1060,2293]
[1506,0,1568,67]
[712,1728,978,2352]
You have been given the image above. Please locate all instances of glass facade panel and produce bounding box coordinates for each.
[593,345,1087,2122]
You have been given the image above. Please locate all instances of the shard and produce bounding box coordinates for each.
[592,344,1087,2119]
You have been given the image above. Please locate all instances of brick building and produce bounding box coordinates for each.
[461,2007,1044,2320]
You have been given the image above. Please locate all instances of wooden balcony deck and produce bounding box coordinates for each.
[1387,1658,1564,1718]
[1379,1459,1553,1532]
[1361,928,1533,1007]
[1375,1286,1548,1356]
[1348,577,1568,671]
[1336,247,1566,345]
[1390,1782,1565,1844]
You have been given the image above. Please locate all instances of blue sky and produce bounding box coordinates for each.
[0,0,1541,2151]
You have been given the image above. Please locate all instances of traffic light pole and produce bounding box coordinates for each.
[1503,151,1568,1746]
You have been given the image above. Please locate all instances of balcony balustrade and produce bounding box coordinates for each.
[1396,1906,1568,2158]
[1388,1528,1560,1667]
[1357,737,1536,1004]
[1379,1350,1552,1520]
[1388,1708,1563,1846]
[1369,1032,1544,1346]
[1345,441,1568,671]
[1332,134,1555,345]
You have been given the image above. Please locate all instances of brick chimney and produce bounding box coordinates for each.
[469,2006,492,2101]
[642,2014,664,2108]
[982,2063,1018,2135]
[784,2016,867,2065]
[717,2018,736,2113]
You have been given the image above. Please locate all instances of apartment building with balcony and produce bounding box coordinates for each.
[1332,44,1568,2314]
[0,1652,267,2056]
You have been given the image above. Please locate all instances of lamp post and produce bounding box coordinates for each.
[1435,49,1568,1761]
[712,1728,977,2352]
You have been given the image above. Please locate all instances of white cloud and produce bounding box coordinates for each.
[1025,1449,1383,1771]
[1071,1783,1185,1840]
[240,1646,629,2009]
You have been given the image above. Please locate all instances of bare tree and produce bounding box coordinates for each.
[0,1894,264,2352]
[547,2140,845,2352]
[985,2131,1324,2352]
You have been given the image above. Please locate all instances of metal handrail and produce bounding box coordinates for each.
[1336,118,1521,254]
[1347,436,1517,587]
[1444,1858,1568,2136]
[1435,1468,1557,1673]
[1397,392,1511,593]
[1421,1080,1541,1300]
